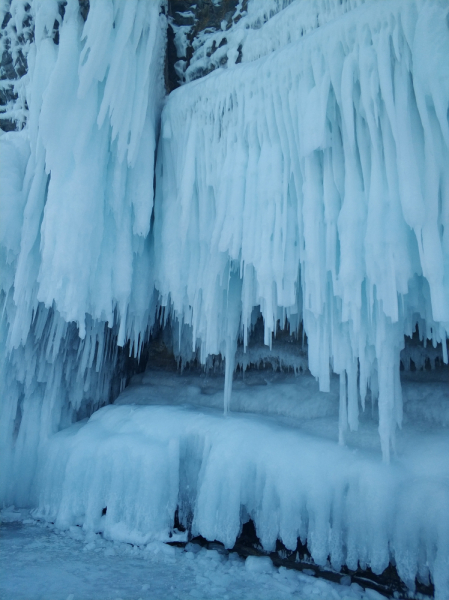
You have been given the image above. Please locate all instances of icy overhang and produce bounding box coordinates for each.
[154,0,449,461]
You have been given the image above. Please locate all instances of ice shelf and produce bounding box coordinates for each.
[34,369,449,599]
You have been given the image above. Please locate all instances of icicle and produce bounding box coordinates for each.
[0,0,167,505]
[441,329,448,364]
[154,0,449,461]
[224,336,235,415]
[347,359,359,432]
[223,271,242,414]
[338,371,347,446]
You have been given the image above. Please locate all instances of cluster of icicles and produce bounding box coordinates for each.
[154,0,449,462]
[0,0,166,504]
[1,0,448,507]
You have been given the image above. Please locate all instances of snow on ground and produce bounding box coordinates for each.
[0,513,389,600]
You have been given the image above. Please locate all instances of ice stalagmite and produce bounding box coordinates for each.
[154,0,449,461]
[0,0,166,504]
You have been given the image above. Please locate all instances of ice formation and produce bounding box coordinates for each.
[174,0,371,85]
[155,0,449,460]
[34,397,449,598]
[0,0,166,504]
[0,0,448,595]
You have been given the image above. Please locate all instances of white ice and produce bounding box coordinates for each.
[0,1,448,597]
[0,0,166,504]
[32,368,449,599]
[154,0,449,461]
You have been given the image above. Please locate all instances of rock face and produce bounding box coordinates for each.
[0,0,87,133]
[165,1,301,90]
[0,6,32,131]
[1,0,288,129]
[166,0,243,92]
[0,0,244,129]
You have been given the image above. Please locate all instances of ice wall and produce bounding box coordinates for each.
[34,403,449,599]
[0,0,166,504]
[1,0,448,504]
[154,0,449,461]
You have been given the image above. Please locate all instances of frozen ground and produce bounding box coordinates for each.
[0,512,389,600]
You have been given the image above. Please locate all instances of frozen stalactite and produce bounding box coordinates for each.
[223,271,242,414]
[0,299,121,505]
[154,0,449,461]
[338,372,347,446]
[0,0,167,503]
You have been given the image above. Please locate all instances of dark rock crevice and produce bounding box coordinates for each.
[165,0,245,91]
[168,516,434,600]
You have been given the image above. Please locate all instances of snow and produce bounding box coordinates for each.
[0,0,33,129]
[154,0,449,461]
[0,516,391,600]
[30,367,449,599]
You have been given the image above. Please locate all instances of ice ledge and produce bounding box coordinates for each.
[35,394,449,598]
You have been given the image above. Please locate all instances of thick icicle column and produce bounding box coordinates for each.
[154,0,449,461]
[0,0,167,505]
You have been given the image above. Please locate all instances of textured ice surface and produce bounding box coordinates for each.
[116,368,340,422]
[0,2,448,585]
[33,369,449,599]
[0,0,166,504]
[155,0,449,460]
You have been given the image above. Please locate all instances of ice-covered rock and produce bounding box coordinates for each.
[0,7,447,598]
[0,0,166,503]
[154,0,449,461]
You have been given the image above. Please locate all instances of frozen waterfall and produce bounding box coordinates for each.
[0,0,166,503]
[0,0,448,596]
[154,0,449,461]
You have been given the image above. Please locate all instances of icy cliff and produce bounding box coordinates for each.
[0,0,448,594]
[0,0,166,504]
[155,0,449,460]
